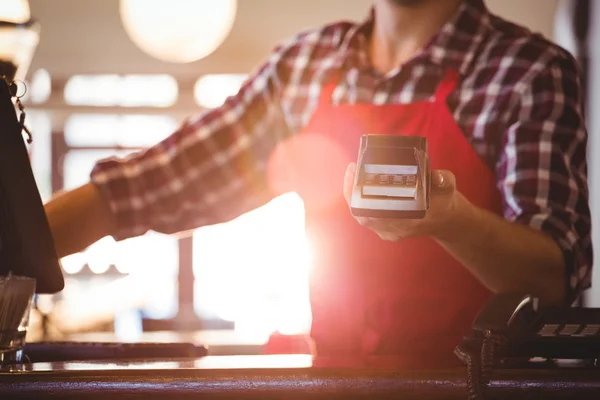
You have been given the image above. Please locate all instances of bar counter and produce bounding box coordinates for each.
[1,355,600,399]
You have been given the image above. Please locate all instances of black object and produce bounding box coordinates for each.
[0,77,64,294]
[455,293,600,400]
[23,341,208,363]
[0,62,17,84]
[350,135,430,219]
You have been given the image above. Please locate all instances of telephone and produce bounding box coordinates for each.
[455,293,600,400]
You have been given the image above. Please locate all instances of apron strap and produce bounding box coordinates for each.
[434,69,460,102]
[319,70,342,105]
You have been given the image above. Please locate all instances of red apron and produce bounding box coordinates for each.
[267,69,501,367]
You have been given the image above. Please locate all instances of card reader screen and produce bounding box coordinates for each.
[361,164,418,198]
[363,164,418,175]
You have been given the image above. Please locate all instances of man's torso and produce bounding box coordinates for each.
[274,0,572,172]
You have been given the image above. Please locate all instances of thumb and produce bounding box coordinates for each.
[431,170,456,193]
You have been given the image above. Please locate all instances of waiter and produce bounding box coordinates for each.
[46,0,592,366]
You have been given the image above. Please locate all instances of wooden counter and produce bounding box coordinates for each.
[1,355,600,399]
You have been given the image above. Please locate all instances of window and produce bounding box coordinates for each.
[31,73,311,346]
[27,109,52,202]
[64,74,178,107]
[58,113,181,320]
[64,114,177,148]
[194,74,247,108]
[22,68,52,105]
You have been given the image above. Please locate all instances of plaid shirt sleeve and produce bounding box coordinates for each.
[90,42,294,241]
[496,50,593,304]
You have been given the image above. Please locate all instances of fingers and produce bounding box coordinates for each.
[343,163,357,205]
[356,216,376,228]
[356,217,402,241]
[431,169,456,193]
[376,231,402,241]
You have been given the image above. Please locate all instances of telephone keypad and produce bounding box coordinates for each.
[537,323,600,337]
[538,324,560,337]
[574,324,600,337]
[559,324,581,336]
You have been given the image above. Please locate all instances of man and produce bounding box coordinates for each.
[46,0,592,366]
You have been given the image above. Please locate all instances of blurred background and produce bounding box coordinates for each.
[1,0,597,355]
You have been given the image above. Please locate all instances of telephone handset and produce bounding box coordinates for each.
[455,293,600,400]
[471,293,540,334]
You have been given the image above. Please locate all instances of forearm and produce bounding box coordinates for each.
[45,183,116,258]
[436,197,566,306]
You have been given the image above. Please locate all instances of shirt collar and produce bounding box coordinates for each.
[340,0,493,77]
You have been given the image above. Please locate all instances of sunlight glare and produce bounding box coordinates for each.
[193,192,313,336]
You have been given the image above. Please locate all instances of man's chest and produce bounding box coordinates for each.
[281,66,508,170]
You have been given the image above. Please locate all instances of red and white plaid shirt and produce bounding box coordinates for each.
[91,0,592,301]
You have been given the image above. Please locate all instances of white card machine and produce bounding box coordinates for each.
[350,135,430,219]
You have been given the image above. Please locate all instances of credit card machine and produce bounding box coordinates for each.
[350,134,430,219]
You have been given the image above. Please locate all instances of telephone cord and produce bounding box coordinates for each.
[454,331,506,400]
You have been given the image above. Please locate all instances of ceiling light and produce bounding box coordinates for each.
[119,0,237,63]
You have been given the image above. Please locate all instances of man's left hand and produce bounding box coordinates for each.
[343,163,472,241]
